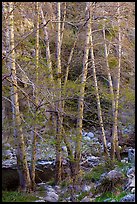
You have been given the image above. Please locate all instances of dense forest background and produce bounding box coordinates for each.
[2,2,135,202]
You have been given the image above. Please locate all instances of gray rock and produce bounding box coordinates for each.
[127,167,135,178]
[107,142,111,149]
[107,170,123,180]
[120,194,135,202]
[35,200,45,202]
[44,192,58,202]
[86,156,100,167]
[82,185,91,192]
[83,136,92,141]
[87,132,94,138]
[80,196,92,202]
[128,149,135,165]
[97,170,124,191]
[82,130,88,137]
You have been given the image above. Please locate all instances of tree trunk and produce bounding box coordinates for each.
[55,2,62,184]
[30,2,40,191]
[111,3,121,161]
[90,25,109,157]
[8,2,32,192]
[40,4,54,82]
[74,2,92,188]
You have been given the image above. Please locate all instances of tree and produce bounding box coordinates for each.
[111,2,122,161]
[74,1,92,186]
[30,2,40,190]
[7,2,32,192]
[55,2,62,184]
[90,6,109,157]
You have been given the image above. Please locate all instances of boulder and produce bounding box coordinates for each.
[96,170,125,193]
[107,170,123,180]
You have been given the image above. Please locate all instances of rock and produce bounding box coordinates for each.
[45,185,56,192]
[107,170,123,180]
[82,130,88,137]
[44,192,58,202]
[91,137,99,142]
[35,200,45,202]
[96,170,124,193]
[124,176,135,192]
[124,166,135,192]
[128,148,135,165]
[83,136,92,141]
[80,196,92,202]
[131,188,135,193]
[82,185,91,192]
[127,166,135,178]
[87,132,94,138]
[62,146,67,152]
[2,159,17,168]
[3,149,12,157]
[87,156,100,167]
[121,158,128,163]
[120,194,135,202]
[107,142,111,149]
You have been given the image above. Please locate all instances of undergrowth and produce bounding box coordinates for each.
[2,191,38,202]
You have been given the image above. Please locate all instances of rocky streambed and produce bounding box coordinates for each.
[2,128,135,202]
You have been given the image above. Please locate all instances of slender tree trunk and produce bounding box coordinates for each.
[60,2,66,47]
[102,19,116,159]
[40,4,54,82]
[30,2,39,191]
[90,26,109,157]
[40,3,56,141]
[8,2,32,192]
[55,2,62,184]
[74,2,92,188]
[111,3,121,161]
